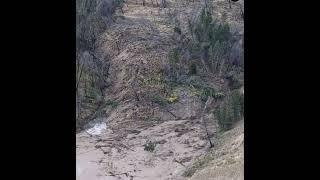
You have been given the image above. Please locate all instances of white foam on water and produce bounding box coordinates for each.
[86,122,107,135]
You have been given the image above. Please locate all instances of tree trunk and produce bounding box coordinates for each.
[201,44,212,74]
[202,97,214,148]
[76,61,85,94]
[239,4,244,20]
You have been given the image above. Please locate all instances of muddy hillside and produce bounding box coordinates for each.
[76,0,244,179]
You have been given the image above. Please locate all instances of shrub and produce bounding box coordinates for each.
[215,90,243,131]
[183,152,215,177]
[151,95,168,106]
[189,62,197,75]
[226,71,243,89]
[200,87,216,101]
[213,92,225,99]
[169,48,180,64]
[185,75,203,88]
[105,99,119,108]
[165,94,178,103]
[167,48,181,82]
[174,26,182,35]
[187,6,242,75]
[144,141,156,152]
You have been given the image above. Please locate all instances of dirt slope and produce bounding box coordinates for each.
[188,120,244,180]
[77,0,243,179]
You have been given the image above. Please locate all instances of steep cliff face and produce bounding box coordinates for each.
[76,0,244,179]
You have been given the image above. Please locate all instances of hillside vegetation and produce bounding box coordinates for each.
[76,0,244,179]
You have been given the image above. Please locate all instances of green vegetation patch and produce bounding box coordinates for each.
[143,140,157,152]
[183,152,215,177]
[215,90,243,131]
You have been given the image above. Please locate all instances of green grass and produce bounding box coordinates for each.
[165,94,178,103]
[104,99,119,108]
[151,95,167,106]
[215,90,243,131]
[183,152,215,177]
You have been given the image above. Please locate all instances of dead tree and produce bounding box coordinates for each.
[201,96,214,148]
